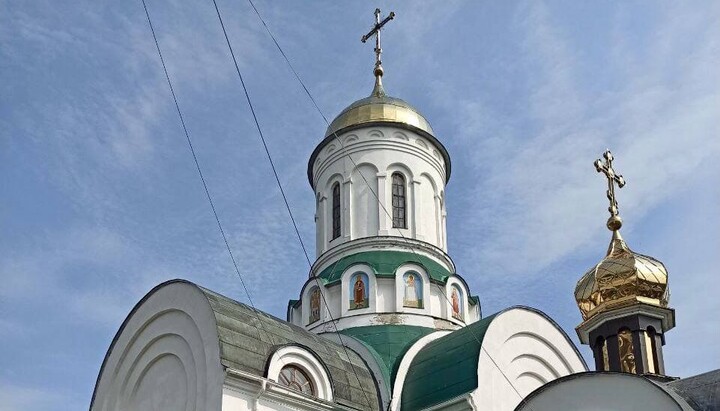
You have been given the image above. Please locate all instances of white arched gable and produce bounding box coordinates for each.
[394,264,431,315]
[444,276,470,324]
[473,307,587,411]
[91,281,224,411]
[340,263,377,316]
[266,345,334,401]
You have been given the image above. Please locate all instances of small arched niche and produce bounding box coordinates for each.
[341,264,377,316]
[395,264,430,314]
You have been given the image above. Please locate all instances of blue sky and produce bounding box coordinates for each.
[1,1,719,410]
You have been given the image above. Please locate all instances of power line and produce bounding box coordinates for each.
[209,1,376,409]
[138,2,364,408]
[136,0,313,387]
[245,1,531,405]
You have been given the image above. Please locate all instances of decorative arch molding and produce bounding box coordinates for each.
[367,129,386,139]
[343,134,359,145]
[473,307,587,410]
[341,263,378,316]
[265,345,334,401]
[392,130,410,141]
[90,281,224,411]
[386,162,415,181]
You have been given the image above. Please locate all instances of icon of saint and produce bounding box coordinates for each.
[310,289,321,323]
[354,276,366,308]
[404,274,419,307]
[451,287,461,319]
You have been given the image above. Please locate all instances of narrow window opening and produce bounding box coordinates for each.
[332,183,341,240]
[392,173,407,229]
[646,327,659,374]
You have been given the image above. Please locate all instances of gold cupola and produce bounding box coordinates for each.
[574,150,670,321]
[575,150,674,376]
[575,229,669,321]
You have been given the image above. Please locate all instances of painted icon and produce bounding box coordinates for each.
[309,287,321,324]
[349,272,369,310]
[451,285,463,320]
[403,272,423,308]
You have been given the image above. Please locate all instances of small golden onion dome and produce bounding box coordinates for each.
[324,82,435,139]
[575,230,670,321]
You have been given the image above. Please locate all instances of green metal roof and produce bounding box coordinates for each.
[401,314,498,411]
[340,325,435,389]
[316,250,452,285]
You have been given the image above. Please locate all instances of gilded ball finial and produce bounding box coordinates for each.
[374,64,384,78]
[607,215,623,231]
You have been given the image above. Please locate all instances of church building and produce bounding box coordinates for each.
[90,9,718,411]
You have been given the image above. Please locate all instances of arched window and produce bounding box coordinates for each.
[266,346,333,400]
[331,183,341,240]
[278,365,315,396]
[392,173,407,228]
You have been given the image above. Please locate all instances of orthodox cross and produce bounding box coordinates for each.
[361,8,395,84]
[594,150,626,226]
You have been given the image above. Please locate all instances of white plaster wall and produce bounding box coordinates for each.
[91,282,224,411]
[312,126,448,255]
[472,308,587,411]
[351,164,379,239]
[376,278,395,311]
[516,373,690,411]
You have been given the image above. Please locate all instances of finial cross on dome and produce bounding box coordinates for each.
[594,150,626,231]
[361,8,395,96]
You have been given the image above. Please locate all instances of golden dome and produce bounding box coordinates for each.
[575,230,669,321]
[324,83,434,139]
[308,79,452,187]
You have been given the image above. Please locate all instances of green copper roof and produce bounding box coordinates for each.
[401,314,498,411]
[340,325,435,389]
[317,250,452,284]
